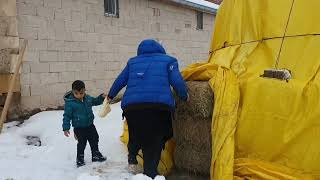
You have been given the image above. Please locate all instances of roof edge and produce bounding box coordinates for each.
[169,0,219,14]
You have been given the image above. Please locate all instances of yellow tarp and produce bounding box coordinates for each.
[182,0,320,179]
[120,120,175,176]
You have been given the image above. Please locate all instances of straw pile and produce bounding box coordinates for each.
[173,81,214,175]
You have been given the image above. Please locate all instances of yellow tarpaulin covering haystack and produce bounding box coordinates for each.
[182,0,320,179]
[120,120,175,176]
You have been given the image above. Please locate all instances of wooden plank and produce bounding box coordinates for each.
[0,74,20,94]
[0,36,19,50]
[0,0,17,17]
[9,54,20,73]
[0,40,27,133]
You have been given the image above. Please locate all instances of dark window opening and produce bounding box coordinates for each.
[104,0,119,18]
[196,11,203,30]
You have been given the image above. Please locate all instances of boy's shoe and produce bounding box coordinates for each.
[92,151,107,162]
[128,156,138,165]
[76,155,85,168]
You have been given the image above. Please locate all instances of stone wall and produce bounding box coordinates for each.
[16,0,215,112]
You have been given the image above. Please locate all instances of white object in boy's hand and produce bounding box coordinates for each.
[99,98,111,118]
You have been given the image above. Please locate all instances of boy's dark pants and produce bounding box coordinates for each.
[74,124,100,159]
[125,108,172,178]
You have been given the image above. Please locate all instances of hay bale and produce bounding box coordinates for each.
[175,81,213,119]
[174,143,211,175]
[172,117,211,152]
[173,81,214,176]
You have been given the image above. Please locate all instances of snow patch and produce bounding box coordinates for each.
[0,103,136,180]
[130,174,166,180]
[77,173,100,180]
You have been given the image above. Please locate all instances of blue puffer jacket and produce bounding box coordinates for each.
[108,39,188,110]
[62,91,104,131]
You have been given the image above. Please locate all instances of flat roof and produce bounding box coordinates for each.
[169,0,219,14]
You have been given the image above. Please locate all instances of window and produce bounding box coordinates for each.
[104,0,119,17]
[196,11,203,30]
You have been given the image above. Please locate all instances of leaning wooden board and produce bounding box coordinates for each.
[0,74,20,94]
[0,40,27,133]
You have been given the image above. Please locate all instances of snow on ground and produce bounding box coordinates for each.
[0,103,165,180]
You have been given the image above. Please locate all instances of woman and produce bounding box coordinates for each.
[107,39,188,178]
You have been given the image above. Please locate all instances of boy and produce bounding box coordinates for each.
[63,80,107,167]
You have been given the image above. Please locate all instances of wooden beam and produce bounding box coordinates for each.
[0,74,21,94]
[0,40,27,133]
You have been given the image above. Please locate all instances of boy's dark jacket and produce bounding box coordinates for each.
[62,91,104,131]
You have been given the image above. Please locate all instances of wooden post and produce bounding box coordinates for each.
[0,40,28,133]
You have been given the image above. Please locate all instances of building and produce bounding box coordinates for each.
[0,0,219,120]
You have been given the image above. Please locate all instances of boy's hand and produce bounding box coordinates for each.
[102,93,107,98]
[64,130,70,137]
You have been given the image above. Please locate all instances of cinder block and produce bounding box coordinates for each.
[58,72,75,82]
[44,0,61,8]
[28,39,47,51]
[62,51,88,62]
[87,14,100,24]
[71,10,86,23]
[21,85,31,96]
[48,83,68,94]
[17,3,36,16]
[30,73,41,85]
[94,24,110,34]
[20,73,31,85]
[95,80,107,90]
[49,62,66,72]
[37,6,54,18]
[40,72,59,84]
[0,36,19,50]
[107,61,120,71]
[18,25,38,39]
[30,63,49,73]
[30,84,48,96]
[71,32,88,42]
[17,0,44,7]
[75,71,89,80]
[47,40,64,51]
[66,62,82,72]
[24,50,40,62]
[80,23,95,33]
[20,96,41,110]
[87,33,100,43]
[18,15,47,28]
[22,63,31,73]
[81,61,95,71]
[88,70,106,80]
[40,51,60,62]
[54,9,72,21]
[62,0,82,10]
[95,43,112,53]
[40,95,57,107]
[72,52,89,62]
[65,20,81,32]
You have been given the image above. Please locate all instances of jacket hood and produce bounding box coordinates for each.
[64,91,77,102]
[137,39,166,56]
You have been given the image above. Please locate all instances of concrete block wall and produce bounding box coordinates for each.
[17,0,215,112]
